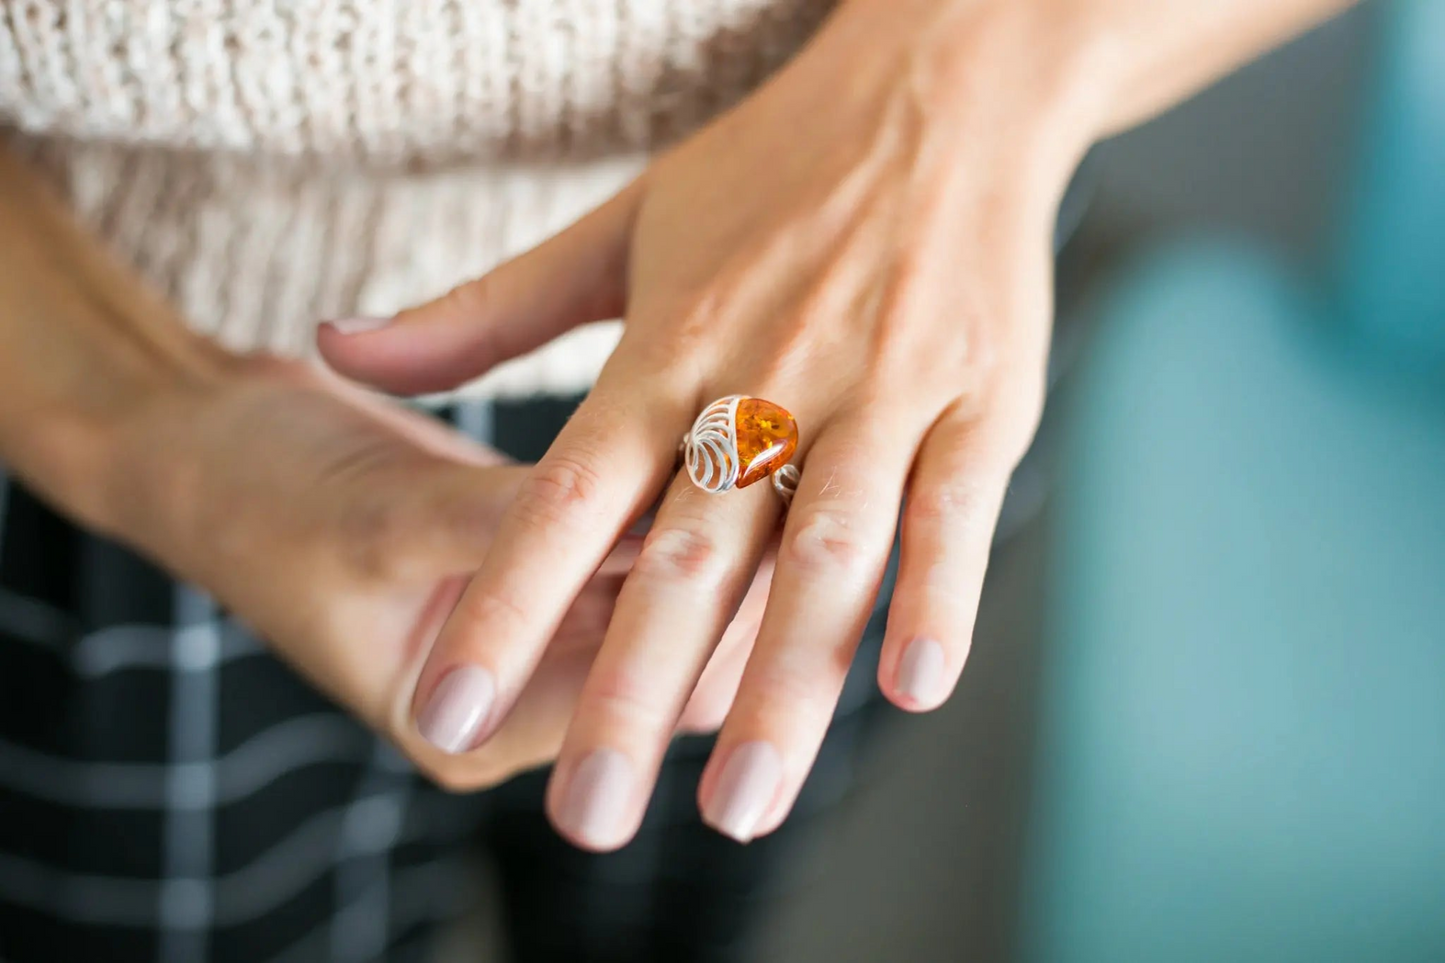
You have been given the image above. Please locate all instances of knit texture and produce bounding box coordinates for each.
[0,0,834,397]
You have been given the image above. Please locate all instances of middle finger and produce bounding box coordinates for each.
[543,395,792,850]
[699,407,928,842]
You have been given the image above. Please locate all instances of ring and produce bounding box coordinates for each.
[682,395,800,504]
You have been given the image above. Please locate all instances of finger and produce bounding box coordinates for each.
[877,402,1025,712]
[409,377,689,762]
[392,572,627,791]
[698,413,923,843]
[544,468,781,850]
[678,552,773,734]
[381,461,641,579]
[425,574,624,786]
[319,458,630,737]
[315,460,524,586]
[317,179,644,395]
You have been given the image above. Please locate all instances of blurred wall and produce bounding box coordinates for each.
[1090,4,1371,257]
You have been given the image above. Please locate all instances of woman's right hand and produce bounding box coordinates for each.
[95,355,770,789]
[0,144,766,790]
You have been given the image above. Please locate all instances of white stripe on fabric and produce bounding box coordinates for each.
[454,397,495,444]
[0,616,263,676]
[215,794,446,924]
[0,795,458,928]
[160,589,221,963]
[330,742,411,962]
[76,622,262,677]
[0,852,159,924]
[266,860,466,963]
[0,714,374,808]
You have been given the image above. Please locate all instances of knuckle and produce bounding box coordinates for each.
[906,478,993,526]
[750,659,841,722]
[457,584,530,638]
[585,669,674,731]
[783,508,872,578]
[515,455,604,529]
[621,312,711,382]
[633,525,727,587]
[437,274,495,322]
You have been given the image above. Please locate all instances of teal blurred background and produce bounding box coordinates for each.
[1020,0,1445,957]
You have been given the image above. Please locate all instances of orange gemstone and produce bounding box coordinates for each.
[734,397,798,489]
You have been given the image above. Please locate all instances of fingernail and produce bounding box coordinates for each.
[702,741,782,843]
[557,749,635,850]
[416,665,496,754]
[325,316,391,335]
[896,638,946,707]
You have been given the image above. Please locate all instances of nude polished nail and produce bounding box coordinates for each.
[556,749,636,850]
[896,637,946,707]
[416,665,496,754]
[702,741,782,843]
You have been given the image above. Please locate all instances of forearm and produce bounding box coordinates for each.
[830,0,1357,159]
[0,144,226,530]
[1064,0,1359,135]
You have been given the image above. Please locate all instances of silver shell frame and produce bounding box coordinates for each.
[682,395,799,505]
[683,395,743,493]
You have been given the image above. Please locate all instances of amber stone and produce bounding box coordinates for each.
[734,397,798,489]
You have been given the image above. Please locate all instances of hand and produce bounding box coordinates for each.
[0,141,768,787]
[0,138,764,789]
[102,355,770,788]
[319,1,1095,847]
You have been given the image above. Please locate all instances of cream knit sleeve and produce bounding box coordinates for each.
[0,0,833,398]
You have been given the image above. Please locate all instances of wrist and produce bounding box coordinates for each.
[828,0,1116,185]
[0,145,238,536]
[0,299,235,540]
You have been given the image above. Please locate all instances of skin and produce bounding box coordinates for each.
[321,0,1357,849]
[0,146,770,789]
[4,0,1354,849]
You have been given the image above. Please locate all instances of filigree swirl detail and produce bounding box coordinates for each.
[684,395,742,493]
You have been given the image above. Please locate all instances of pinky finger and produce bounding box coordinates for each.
[879,404,1022,712]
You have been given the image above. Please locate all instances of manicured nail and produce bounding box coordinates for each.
[416,665,495,754]
[702,741,782,843]
[896,638,946,707]
[325,316,391,335]
[556,749,635,850]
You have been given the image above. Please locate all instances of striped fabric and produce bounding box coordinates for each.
[0,395,885,963]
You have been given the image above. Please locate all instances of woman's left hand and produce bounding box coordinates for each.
[321,0,1098,849]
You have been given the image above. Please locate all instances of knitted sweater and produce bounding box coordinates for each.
[0,1,834,397]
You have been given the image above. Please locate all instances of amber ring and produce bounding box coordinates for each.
[682,395,801,504]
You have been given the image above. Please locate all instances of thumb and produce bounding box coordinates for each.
[318,178,644,396]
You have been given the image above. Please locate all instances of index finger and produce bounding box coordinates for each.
[410,380,689,765]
